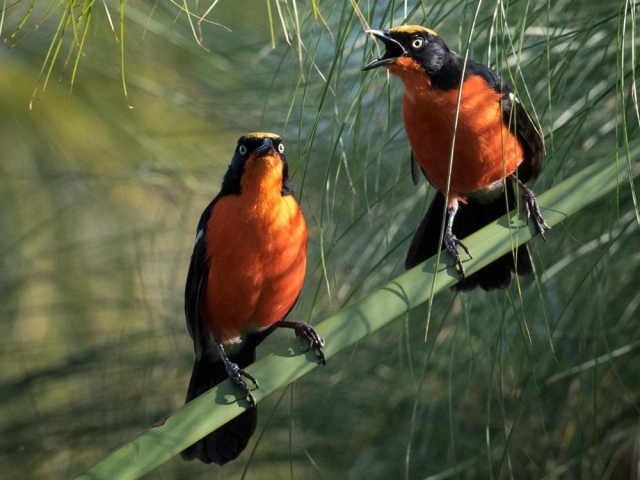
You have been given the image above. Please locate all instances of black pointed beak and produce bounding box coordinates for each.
[362,29,407,71]
[253,138,276,156]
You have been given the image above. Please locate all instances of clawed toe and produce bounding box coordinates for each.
[444,233,472,279]
[275,321,326,365]
[510,174,550,240]
[522,190,550,239]
[226,364,259,407]
[295,324,326,365]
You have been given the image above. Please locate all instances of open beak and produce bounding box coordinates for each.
[362,29,407,71]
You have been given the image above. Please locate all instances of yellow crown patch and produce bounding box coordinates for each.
[243,132,281,140]
[390,25,438,36]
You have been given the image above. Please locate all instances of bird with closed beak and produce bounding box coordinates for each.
[181,133,325,465]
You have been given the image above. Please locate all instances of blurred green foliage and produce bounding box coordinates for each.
[1,0,639,479]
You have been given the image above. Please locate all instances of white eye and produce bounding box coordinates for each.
[411,37,424,49]
[278,143,285,154]
[238,145,248,155]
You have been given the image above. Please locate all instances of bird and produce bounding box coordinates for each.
[363,25,549,291]
[181,132,326,465]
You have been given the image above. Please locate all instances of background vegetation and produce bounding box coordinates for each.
[1,0,639,478]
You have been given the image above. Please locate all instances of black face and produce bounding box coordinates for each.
[221,133,293,197]
[364,28,465,89]
[363,29,450,73]
[231,134,286,171]
[412,34,450,75]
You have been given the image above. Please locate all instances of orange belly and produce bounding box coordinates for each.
[202,194,307,344]
[401,74,523,201]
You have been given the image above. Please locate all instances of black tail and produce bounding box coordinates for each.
[180,333,267,465]
[405,182,532,291]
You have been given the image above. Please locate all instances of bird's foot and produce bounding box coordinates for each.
[275,321,326,365]
[225,362,259,407]
[444,232,472,278]
[509,174,550,239]
[522,189,550,239]
[295,323,326,365]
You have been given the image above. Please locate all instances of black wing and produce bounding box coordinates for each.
[411,150,435,187]
[466,59,544,183]
[411,151,422,186]
[185,195,220,360]
[501,90,544,182]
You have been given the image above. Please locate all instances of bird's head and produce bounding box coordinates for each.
[363,26,451,80]
[223,132,292,197]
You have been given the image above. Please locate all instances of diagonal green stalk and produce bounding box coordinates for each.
[74,144,640,480]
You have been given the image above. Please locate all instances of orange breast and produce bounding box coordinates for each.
[202,193,307,345]
[394,63,523,201]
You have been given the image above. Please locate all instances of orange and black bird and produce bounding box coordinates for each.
[181,132,325,465]
[363,26,549,291]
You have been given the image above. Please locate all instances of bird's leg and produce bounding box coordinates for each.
[274,321,326,365]
[509,174,550,239]
[214,339,259,407]
[443,201,472,278]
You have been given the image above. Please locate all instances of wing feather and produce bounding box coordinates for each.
[185,195,220,360]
